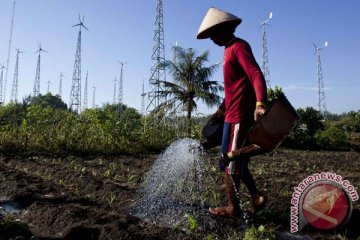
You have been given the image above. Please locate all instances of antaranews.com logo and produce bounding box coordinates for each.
[290,172,359,233]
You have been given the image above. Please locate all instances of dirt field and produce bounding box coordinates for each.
[0,149,359,240]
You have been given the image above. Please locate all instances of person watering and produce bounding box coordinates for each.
[197,7,268,218]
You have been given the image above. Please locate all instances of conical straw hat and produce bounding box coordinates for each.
[197,7,242,39]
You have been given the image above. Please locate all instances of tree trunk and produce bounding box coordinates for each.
[187,102,192,136]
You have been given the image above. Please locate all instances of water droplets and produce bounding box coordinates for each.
[132,138,208,225]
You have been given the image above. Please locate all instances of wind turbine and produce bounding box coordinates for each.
[70,14,88,113]
[0,65,6,104]
[47,79,51,94]
[92,86,96,108]
[59,72,64,98]
[118,60,127,105]
[11,47,23,103]
[72,14,89,31]
[33,42,47,97]
[141,78,147,115]
[313,41,328,116]
[4,0,16,104]
[113,77,117,104]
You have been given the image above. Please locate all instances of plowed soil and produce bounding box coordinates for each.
[0,149,359,240]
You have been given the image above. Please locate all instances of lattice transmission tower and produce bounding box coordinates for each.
[70,15,88,113]
[46,80,51,94]
[113,77,117,104]
[118,61,126,105]
[141,79,146,115]
[33,43,47,97]
[59,72,64,98]
[92,86,96,108]
[259,12,273,88]
[83,70,88,110]
[314,41,328,116]
[10,48,22,103]
[4,0,16,104]
[0,65,6,104]
[146,0,166,114]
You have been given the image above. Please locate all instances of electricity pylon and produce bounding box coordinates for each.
[59,72,64,98]
[4,0,16,104]
[146,0,166,114]
[113,77,117,104]
[314,41,328,116]
[10,48,23,103]
[259,12,273,88]
[92,86,96,108]
[33,43,47,97]
[118,61,126,104]
[70,15,88,113]
[83,70,88,110]
[47,79,51,94]
[0,65,6,104]
[141,79,147,115]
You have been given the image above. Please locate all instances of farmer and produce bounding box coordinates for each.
[197,7,268,218]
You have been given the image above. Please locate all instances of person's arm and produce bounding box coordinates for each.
[234,41,267,120]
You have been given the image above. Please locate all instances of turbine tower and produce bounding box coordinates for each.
[33,43,47,97]
[259,12,273,88]
[118,61,126,104]
[113,77,117,104]
[92,86,96,108]
[314,41,328,116]
[146,0,166,113]
[10,48,22,103]
[4,0,16,104]
[141,79,147,115]
[59,72,64,98]
[70,14,88,113]
[47,79,51,94]
[83,70,88,110]
[0,65,6,104]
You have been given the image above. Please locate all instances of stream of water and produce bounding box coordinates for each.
[132,138,210,226]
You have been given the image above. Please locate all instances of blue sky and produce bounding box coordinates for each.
[0,0,359,115]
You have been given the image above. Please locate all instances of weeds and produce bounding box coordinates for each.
[106,193,117,208]
[244,224,276,240]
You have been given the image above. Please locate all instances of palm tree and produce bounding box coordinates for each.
[157,46,223,135]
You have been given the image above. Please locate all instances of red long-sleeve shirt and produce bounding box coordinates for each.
[219,38,267,123]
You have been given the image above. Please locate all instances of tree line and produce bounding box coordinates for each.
[0,46,359,155]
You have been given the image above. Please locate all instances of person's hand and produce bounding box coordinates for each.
[254,105,266,121]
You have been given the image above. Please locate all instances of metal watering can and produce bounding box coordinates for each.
[202,94,300,157]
